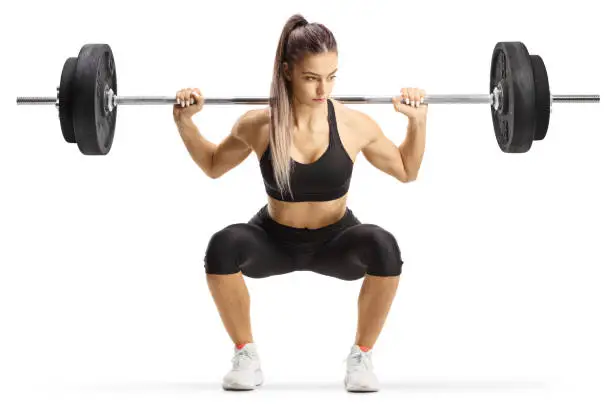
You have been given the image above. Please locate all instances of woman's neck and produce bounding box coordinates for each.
[292,99,328,132]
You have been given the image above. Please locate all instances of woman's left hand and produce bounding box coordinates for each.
[392,87,428,121]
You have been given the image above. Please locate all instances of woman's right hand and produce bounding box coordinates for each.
[173,88,204,122]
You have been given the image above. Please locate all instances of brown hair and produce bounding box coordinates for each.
[268,14,338,200]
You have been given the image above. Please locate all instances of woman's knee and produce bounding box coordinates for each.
[204,224,256,275]
[355,224,404,277]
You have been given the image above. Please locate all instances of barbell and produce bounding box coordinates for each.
[16,42,599,156]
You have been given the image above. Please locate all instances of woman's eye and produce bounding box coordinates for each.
[305,76,335,81]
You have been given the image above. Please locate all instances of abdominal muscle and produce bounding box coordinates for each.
[266,194,348,229]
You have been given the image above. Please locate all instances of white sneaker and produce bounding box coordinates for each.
[222,343,264,391]
[344,345,380,392]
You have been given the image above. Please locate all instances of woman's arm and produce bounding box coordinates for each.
[357,110,426,182]
[176,109,261,179]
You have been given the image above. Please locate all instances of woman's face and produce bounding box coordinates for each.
[284,51,337,106]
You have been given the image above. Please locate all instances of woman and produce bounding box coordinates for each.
[173,14,427,392]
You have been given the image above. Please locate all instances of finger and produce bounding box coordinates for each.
[191,91,200,105]
[395,96,411,113]
[191,92,200,106]
[177,90,186,105]
[409,89,416,107]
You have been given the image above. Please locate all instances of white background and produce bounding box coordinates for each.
[1,0,610,406]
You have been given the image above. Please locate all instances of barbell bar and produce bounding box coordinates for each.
[16,94,599,105]
[15,42,600,156]
[17,94,497,105]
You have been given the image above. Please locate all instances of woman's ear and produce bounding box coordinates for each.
[282,62,291,82]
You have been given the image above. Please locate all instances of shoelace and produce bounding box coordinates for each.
[231,349,256,369]
[343,350,373,371]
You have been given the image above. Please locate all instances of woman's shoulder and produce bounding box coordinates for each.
[238,107,270,128]
[329,98,357,126]
[238,107,270,159]
[328,98,378,150]
[235,107,270,143]
[329,97,371,134]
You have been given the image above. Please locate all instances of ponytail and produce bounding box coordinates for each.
[268,14,308,200]
[268,14,337,200]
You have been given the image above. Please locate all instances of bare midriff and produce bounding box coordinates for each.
[266,194,348,229]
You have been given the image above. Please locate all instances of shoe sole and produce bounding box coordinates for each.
[222,369,264,391]
[345,378,379,392]
[346,386,379,392]
[222,383,262,391]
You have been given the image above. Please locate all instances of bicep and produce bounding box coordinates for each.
[359,114,409,181]
[210,111,257,178]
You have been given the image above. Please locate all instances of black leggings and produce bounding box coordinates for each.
[204,205,404,281]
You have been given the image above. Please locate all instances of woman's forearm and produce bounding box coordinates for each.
[175,117,217,177]
[398,118,427,179]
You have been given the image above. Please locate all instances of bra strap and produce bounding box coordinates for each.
[327,99,339,147]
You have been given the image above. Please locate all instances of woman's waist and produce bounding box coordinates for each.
[248,199,360,244]
[266,196,348,229]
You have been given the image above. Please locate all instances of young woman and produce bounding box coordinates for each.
[173,14,427,392]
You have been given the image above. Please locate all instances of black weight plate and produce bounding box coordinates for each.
[530,55,551,141]
[59,58,77,144]
[490,42,537,153]
[72,44,117,155]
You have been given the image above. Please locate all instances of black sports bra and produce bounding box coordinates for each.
[259,99,354,202]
